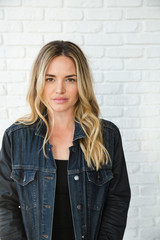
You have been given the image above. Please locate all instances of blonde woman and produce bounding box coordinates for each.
[0,41,130,240]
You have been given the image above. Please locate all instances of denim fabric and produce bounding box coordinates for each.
[0,119,131,240]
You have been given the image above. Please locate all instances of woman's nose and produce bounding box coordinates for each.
[56,80,65,94]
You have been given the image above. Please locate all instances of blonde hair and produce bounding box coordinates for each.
[18,41,110,170]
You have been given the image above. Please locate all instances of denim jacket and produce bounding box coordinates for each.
[0,119,130,240]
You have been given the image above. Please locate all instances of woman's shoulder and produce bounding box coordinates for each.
[5,121,37,136]
[100,119,121,136]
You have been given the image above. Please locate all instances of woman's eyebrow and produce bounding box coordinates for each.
[45,74,55,77]
[65,74,77,78]
[45,74,77,77]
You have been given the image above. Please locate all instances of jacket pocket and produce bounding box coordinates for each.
[87,169,113,186]
[10,169,37,210]
[11,169,36,186]
[86,169,113,211]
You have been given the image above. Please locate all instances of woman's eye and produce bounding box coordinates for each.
[46,78,54,82]
[67,78,76,82]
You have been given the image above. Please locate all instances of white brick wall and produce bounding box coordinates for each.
[0,1,160,239]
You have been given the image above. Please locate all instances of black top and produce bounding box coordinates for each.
[52,160,75,240]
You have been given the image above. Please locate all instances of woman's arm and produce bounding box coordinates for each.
[0,131,27,240]
[98,128,131,240]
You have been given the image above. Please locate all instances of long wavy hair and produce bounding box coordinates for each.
[18,40,110,170]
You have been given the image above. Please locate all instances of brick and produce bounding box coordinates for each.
[141,141,153,151]
[125,83,160,93]
[4,33,43,45]
[106,48,143,58]
[131,196,156,207]
[7,83,28,96]
[95,95,103,106]
[145,21,160,32]
[105,21,140,33]
[143,164,160,173]
[124,141,140,152]
[131,187,139,198]
[141,185,160,195]
[0,71,26,83]
[7,47,25,58]
[143,71,160,82]
[0,120,13,132]
[106,0,142,7]
[126,8,160,19]
[145,0,160,6]
[140,228,160,239]
[0,85,7,95]
[45,9,83,20]
[0,9,4,19]
[44,34,84,46]
[26,46,42,58]
[0,96,26,107]
[123,229,137,239]
[65,0,103,7]
[142,94,160,104]
[0,0,21,6]
[124,129,159,141]
[0,46,25,58]
[23,0,63,7]
[145,47,160,57]
[86,9,122,20]
[154,140,160,151]
[85,34,123,46]
[141,117,160,128]
[101,107,123,117]
[23,21,61,33]
[128,207,139,217]
[127,163,140,174]
[0,60,6,70]
[94,83,123,94]
[0,21,22,32]
[129,174,158,184]
[126,152,157,163]
[99,59,123,70]
[0,47,5,58]
[64,22,102,33]
[126,59,160,70]
[89,58,119,71]
[114,118,140,129]
[92,71,103,82]
[124,106,159,117]
[125,33,160,44]
[0,108,8,119]
[5,8,43,20]
[8,107,29,119]
[128,217,154,229]
[103,71,141,82]
[103,95,140,106]
[82,47,104,58]
[7,59,33,70]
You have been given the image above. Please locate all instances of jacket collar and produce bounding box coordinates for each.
[73,120,86,142]
[35,118,86,141]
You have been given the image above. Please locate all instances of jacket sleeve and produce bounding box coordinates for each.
[0,131,27,240]
[98,128,131,240]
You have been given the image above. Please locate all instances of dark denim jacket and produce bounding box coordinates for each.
[0,119,130,240]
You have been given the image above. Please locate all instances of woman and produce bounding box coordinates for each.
[0,41,131,240]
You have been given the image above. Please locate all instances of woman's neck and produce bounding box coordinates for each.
[47,110,75,131]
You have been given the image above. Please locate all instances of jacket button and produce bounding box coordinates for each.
[74,175,79,181]
[77,204,82,210]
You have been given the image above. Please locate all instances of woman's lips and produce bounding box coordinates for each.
[53,98,68,103]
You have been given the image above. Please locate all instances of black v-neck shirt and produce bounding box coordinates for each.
[52,160,75,240]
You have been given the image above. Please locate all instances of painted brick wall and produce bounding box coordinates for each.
[0,0,160,239]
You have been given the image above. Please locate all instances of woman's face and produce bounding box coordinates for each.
[43,56,78,115]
